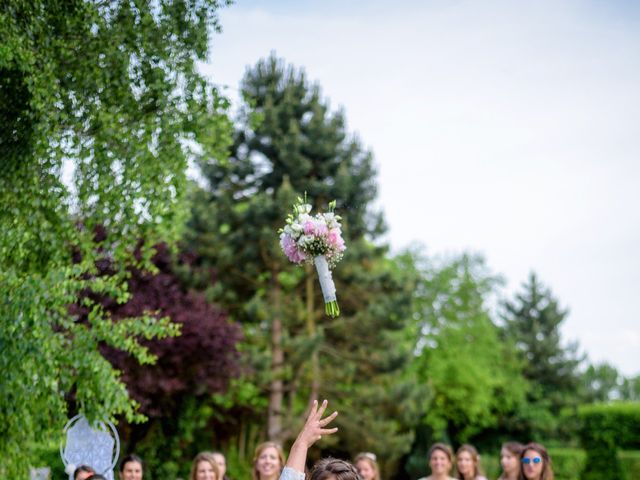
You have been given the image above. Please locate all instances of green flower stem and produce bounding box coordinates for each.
[325,300,340,318]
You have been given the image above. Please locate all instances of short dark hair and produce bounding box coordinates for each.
[120,454,144,472]
[86,475,107,480]
[74,465,94,480]
[310,458,362,480]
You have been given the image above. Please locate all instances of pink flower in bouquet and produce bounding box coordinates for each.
[303,220,316,235]
[315,221,329,237]
[328,229,345,251]
[280,233,306,264]
[303,219,329,237]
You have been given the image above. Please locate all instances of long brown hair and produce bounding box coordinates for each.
[252,442,285,480]
[498,443,524,480]
[519,443,553,480]
[455,444,484,480]
[190,452,220,480]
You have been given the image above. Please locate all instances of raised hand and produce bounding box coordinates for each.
[286,399,338,473]
[298,399,339,448]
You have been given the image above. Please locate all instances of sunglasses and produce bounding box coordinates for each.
[522,457,542,465]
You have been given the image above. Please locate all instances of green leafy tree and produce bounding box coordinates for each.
[502,273,584,439]
[620,375,640,401]
[0,1,232,476]
[185,54,421,470]
[581,362,623,402]
[411,253,527,443]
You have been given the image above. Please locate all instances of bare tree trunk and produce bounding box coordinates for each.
[306,265,320,401]
[268,270,284,442]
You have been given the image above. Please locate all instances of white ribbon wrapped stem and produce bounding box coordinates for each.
[313,255,337,302]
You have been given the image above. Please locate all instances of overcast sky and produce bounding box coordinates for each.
[200,0,640,376]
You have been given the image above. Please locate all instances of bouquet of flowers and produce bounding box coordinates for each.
[279,196,346,317]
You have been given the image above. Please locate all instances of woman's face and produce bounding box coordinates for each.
[196,460,217,480]
[212,453,226,479]
[120,461,143,480]
[356,459,375,480]
[456,451,474,478]
[521,449,544,480]
[500,448,519,476]
[256,446,282,479]
[429,449,452,476]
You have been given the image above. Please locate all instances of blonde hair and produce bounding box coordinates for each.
[354,452,381,480]
[252,442,286,480]
[190,452,220,480]
[455,444,484,479]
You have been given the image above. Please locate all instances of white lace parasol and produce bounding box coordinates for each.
[60,414,120,480]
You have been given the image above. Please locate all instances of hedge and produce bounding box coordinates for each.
[578,402,640,480]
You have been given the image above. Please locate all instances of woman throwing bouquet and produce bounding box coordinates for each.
[279,399,361,480]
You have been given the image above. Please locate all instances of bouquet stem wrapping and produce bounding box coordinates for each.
[314,255,340,317]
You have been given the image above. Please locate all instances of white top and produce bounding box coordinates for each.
[280,467,305,480]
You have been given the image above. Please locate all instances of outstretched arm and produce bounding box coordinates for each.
[285,399,339,474]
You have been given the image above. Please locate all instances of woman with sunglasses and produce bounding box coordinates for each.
[519,443,553,480]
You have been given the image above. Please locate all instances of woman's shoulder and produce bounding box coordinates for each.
[476,476,489,480]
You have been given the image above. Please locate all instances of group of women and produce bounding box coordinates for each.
[73,404,552,480]
[73,452,228,480]
[413,441,554,480]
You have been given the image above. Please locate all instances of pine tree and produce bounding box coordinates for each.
[502,273,584,438]
[185,54,420,469]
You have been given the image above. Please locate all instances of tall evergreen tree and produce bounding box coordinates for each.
[502,273,584,438]
[186,54,421,470]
